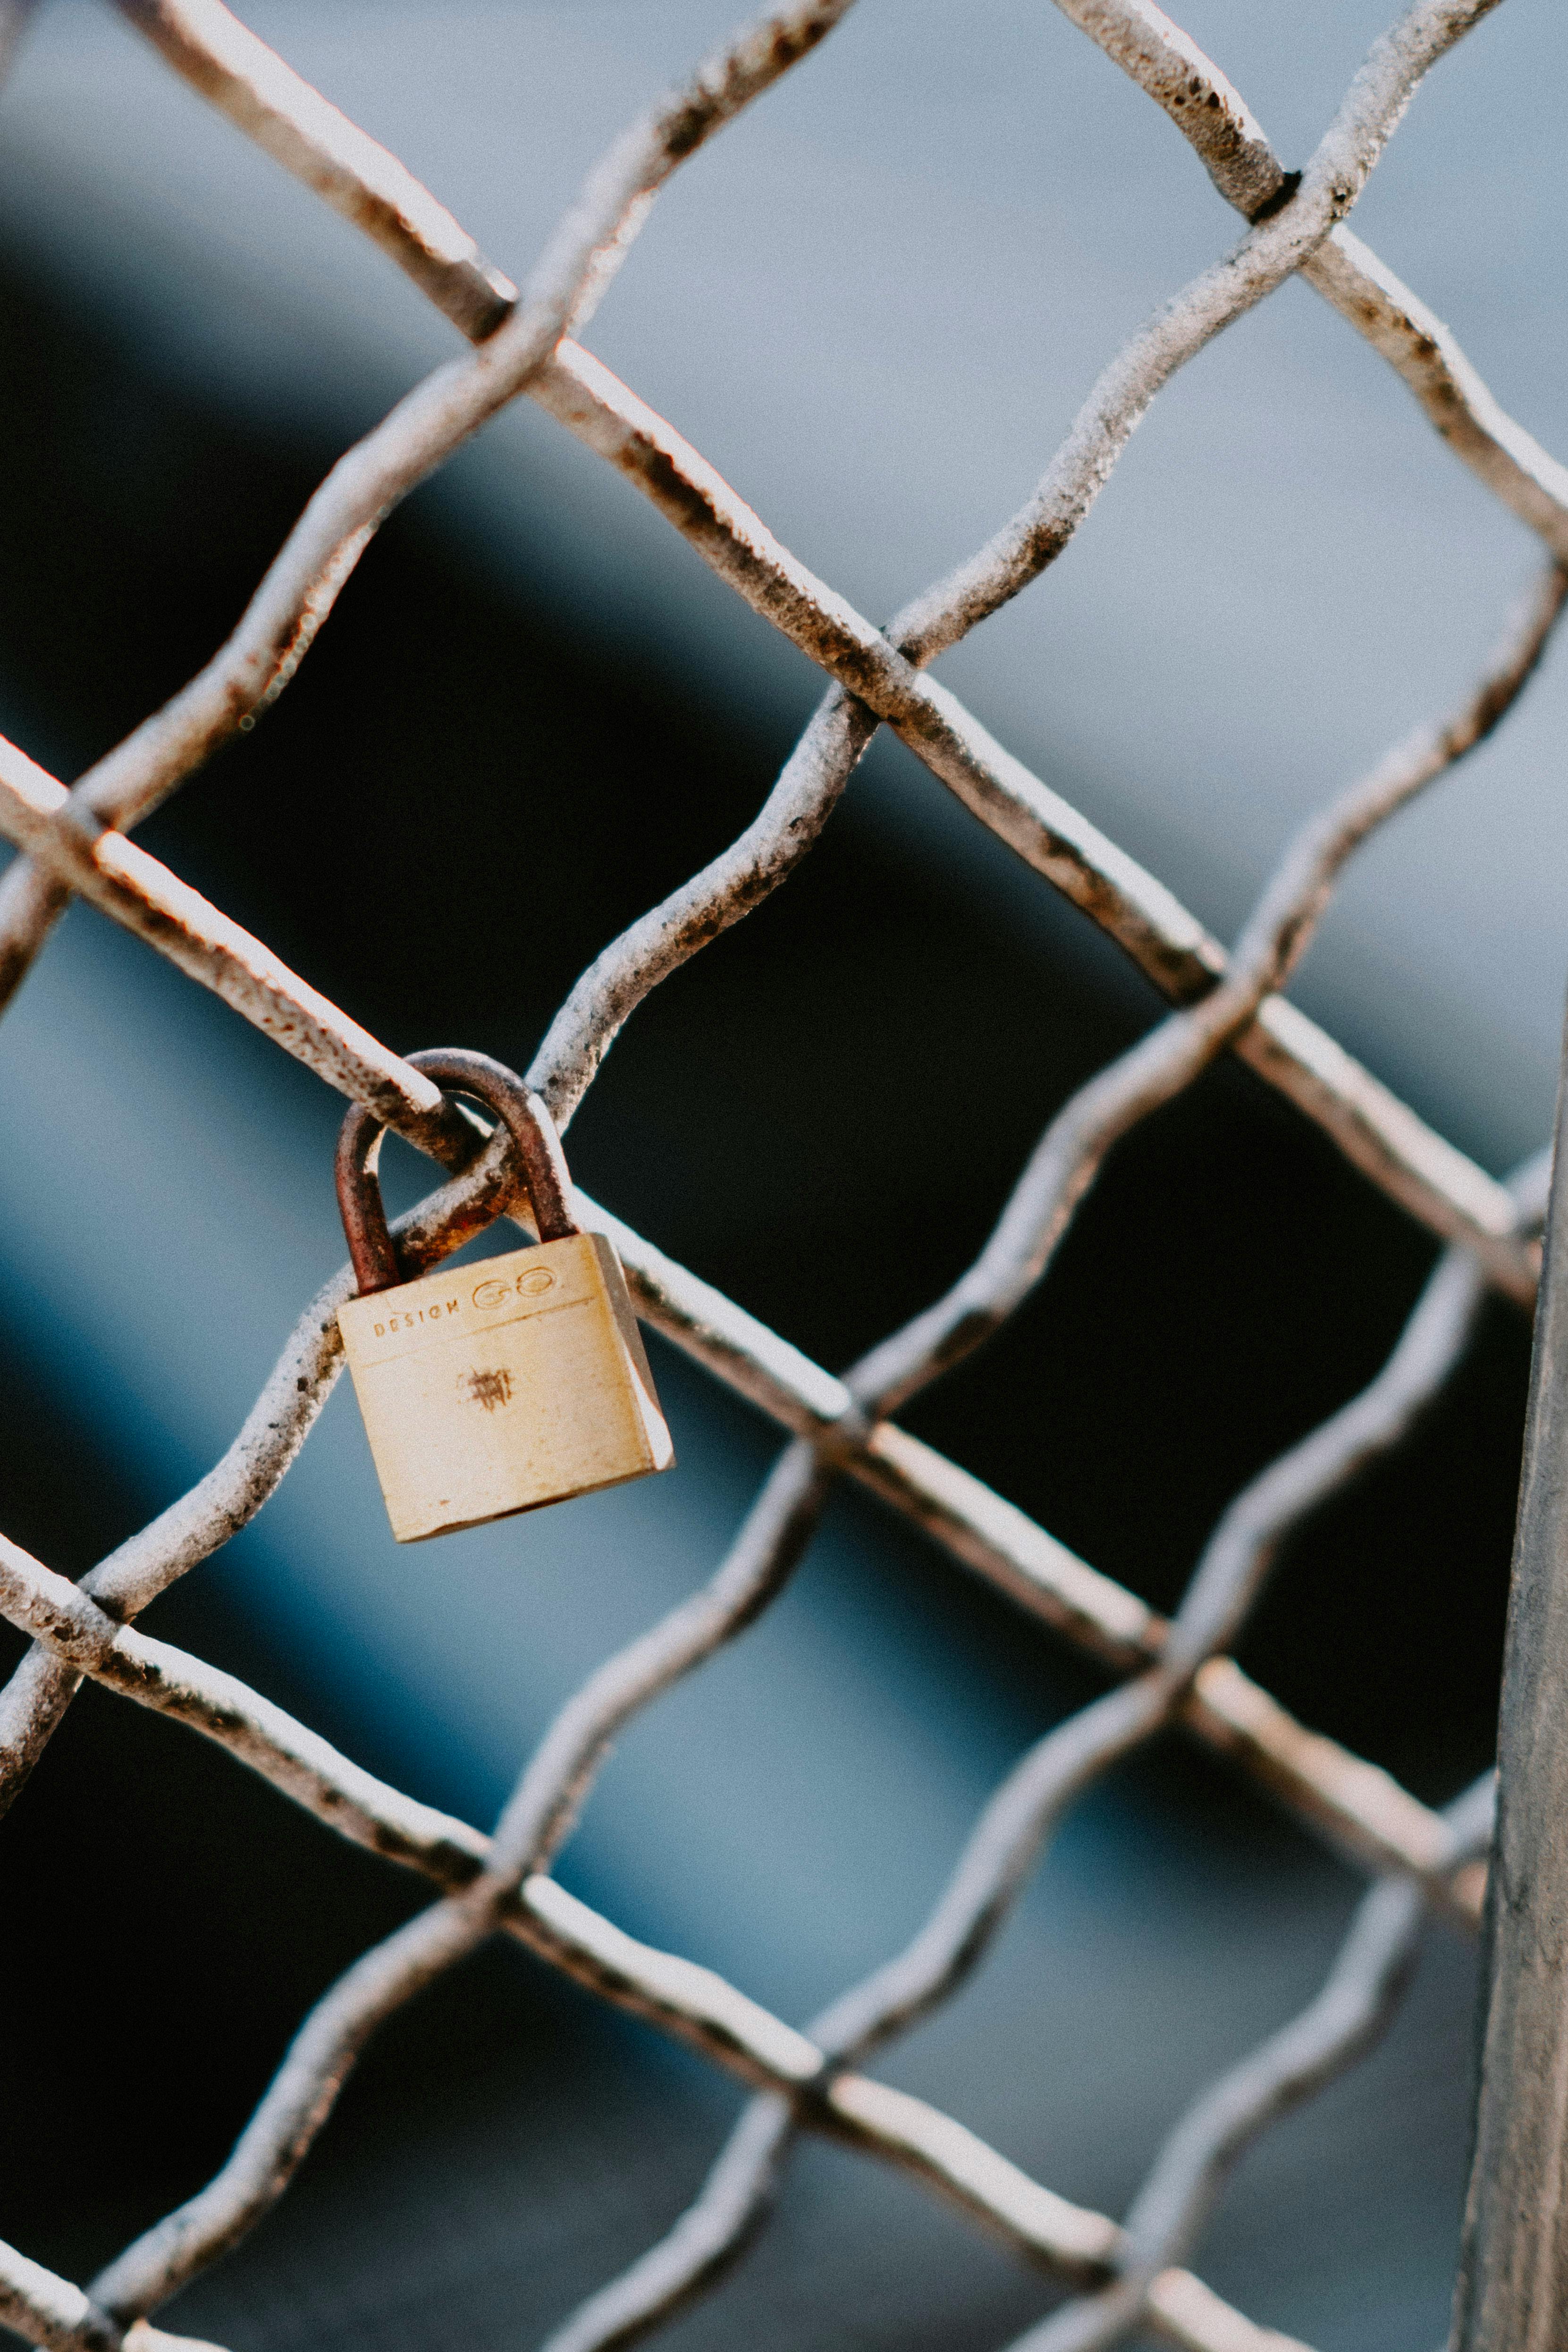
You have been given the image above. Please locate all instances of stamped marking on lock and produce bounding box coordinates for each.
[334,1049,674,1544]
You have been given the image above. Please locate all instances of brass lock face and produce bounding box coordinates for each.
[334,1050,673,1544]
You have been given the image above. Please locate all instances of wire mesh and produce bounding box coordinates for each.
[0,2,1562,2347]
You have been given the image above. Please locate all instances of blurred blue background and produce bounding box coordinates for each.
[0,4,1561,2347]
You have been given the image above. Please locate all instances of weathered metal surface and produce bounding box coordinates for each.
[339,1234,673,1540]
[0,4,1552,1292]
[333,1048,671,1540]
[336,1045,580,1292]
[113,0,518,338]
[1453,1040,1568,2352]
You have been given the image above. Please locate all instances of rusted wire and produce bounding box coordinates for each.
[1003,1776,1497,2352]
[0,2254,230,2352]
[0,0,857,1005]
[536,1164,1540,2352]
[0,1,1556,2347]
[0,1143,1534,2338]
[101,0,1564,1297]
[0,4,1550,1298]
[1051,0,1568,561]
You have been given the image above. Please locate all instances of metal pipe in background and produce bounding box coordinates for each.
[1454,1007,1568,2351]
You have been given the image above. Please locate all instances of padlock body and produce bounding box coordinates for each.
[337,1233,673,1543]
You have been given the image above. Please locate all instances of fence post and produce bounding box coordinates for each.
[1453,1010,1568,2351]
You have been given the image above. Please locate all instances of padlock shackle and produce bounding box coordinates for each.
[336,1048,580,1297]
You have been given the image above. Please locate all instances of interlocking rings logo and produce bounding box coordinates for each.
[472,1265,557,1312]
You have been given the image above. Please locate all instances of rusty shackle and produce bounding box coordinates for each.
[335,1047,580,1297]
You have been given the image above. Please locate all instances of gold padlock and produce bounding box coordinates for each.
[335,1048,673,1543]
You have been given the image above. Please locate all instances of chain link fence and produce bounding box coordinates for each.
[0,1,1563,2346]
